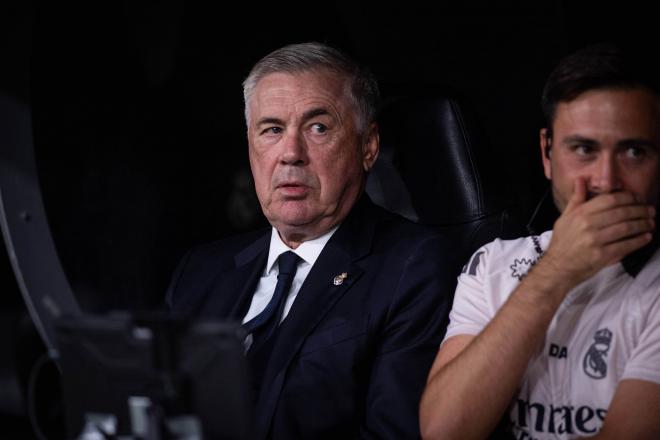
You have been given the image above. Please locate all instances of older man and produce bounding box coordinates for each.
[166,42,457,439]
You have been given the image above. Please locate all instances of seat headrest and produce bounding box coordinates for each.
[367,95,510,225]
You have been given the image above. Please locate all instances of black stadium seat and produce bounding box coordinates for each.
[367,94,526,266]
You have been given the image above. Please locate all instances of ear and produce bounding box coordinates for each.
[540,128,552,180]
[362,122,380,172]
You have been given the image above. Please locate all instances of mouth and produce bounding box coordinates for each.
[276,182,309,197]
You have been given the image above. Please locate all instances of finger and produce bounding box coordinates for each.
[588,205,656,229]
[584,191,640,213]
[602,232,654,265]
[598,217,656,245]
[565,176,588,212]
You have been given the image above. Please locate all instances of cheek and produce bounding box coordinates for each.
[317,157,363,196]
[554,157,590,184]
[249,155,274,195]
[629,170,660,202]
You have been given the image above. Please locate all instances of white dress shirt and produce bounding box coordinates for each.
[242,226,338,325]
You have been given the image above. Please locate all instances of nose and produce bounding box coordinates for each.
[279,129,307,165]
[589,153,623,194]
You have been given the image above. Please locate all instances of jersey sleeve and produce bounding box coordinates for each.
[442,245,495,343]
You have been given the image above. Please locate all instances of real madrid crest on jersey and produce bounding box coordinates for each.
[583,328,613,379]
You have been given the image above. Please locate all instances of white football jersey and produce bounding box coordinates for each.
[444,231,660,439]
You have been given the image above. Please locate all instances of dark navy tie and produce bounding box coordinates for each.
[244,250,301,349]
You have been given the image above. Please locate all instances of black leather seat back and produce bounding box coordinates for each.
[367,95,525,264]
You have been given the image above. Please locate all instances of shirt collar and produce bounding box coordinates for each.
[265,225,339,275]
[622,233,660,277]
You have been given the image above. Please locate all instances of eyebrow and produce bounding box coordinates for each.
[561,135,658,151]
[617,138,658,150]
[254,107,332,129]
[255,117,284,127]
[561,135,597,146]
[301,107,330,121]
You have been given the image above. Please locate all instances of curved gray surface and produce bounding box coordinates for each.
[0,92,81,353]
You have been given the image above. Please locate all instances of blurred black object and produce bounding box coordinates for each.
[55,313,251,440]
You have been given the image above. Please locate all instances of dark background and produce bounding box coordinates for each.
[1,0,657,436]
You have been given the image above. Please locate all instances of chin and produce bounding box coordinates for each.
[271,206,318,227]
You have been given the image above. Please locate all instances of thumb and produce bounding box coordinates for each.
[565,177,587,211]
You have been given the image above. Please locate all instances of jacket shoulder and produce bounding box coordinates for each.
[183,227,269,264]
[165,228,269,310]
[369,203,447,247]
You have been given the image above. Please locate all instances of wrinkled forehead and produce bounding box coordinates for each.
[551,87,660,138]
[247,68,358,123]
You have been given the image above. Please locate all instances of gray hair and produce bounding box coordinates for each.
[242,42,380,134]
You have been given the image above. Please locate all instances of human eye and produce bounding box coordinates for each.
[625,145,647,159]
[261,126,283,136]
[572,143,595,156]
[310,122,328,135]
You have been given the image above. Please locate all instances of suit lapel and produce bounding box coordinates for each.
[199,233,269,320]
[254,197,376,437]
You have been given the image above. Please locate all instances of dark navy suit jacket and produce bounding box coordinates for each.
[166,197,459,439]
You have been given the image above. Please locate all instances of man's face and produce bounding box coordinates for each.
[541,88,660,212]
[247,69,378,247]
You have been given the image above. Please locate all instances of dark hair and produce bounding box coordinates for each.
[541,43,660,135]
[243,42,380,135]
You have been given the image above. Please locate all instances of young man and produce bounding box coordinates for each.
[167,42,458,439]
[420,44,660,440]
